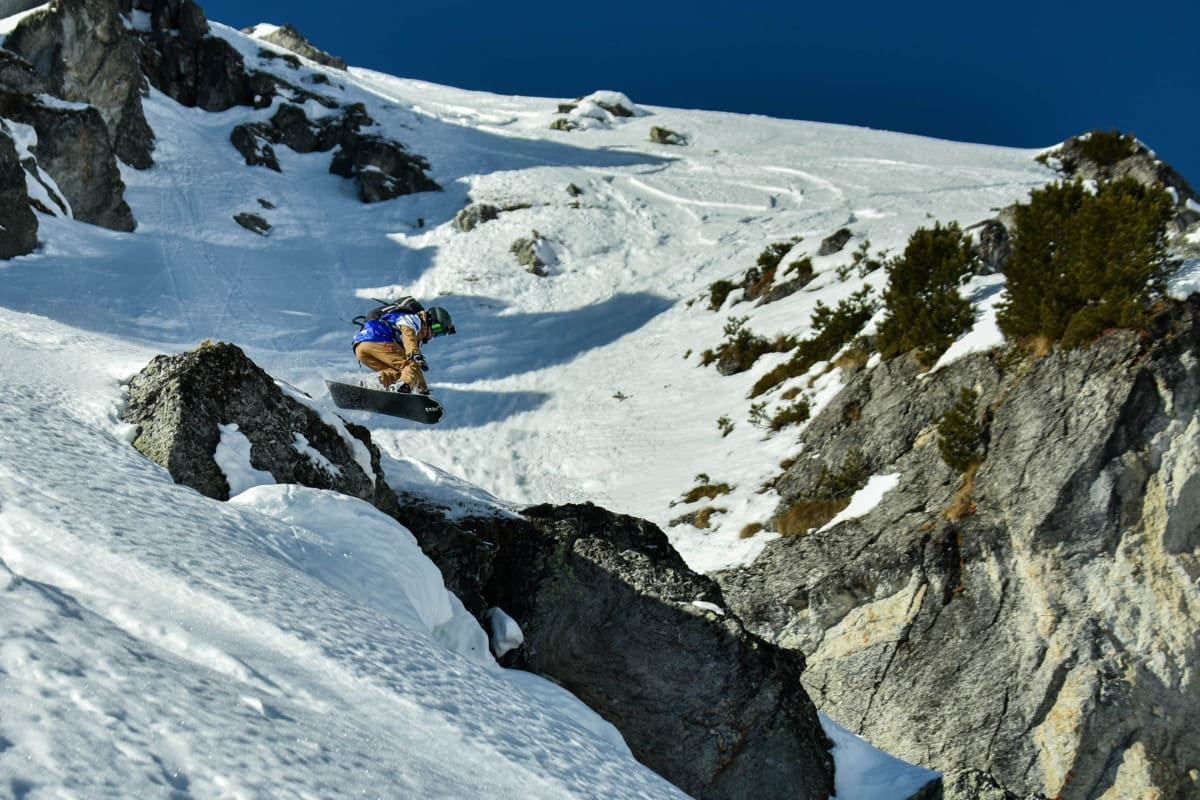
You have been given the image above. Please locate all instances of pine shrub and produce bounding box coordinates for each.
[700,316,796,375]
[1076,129,1139,167]
[708,279,736,310]
[996,177,1172,349]
[876,222,978,366]
[937,388,985,473]
[751,287,878,396]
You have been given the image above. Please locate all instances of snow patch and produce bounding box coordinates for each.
[1169,258,1200,300]
[485,607,524,657]
[818,474,901,532]
[821,713,940,800]
[215,423,276,495]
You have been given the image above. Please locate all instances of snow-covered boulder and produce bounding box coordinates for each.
[250,23,347,71]
[122,341,397,511]
[551,90,646,131]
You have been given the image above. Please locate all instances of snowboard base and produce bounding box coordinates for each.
[326,380,444,424]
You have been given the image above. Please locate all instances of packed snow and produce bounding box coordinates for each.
[8,9,1186,798]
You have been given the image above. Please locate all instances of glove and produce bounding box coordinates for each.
[412,353,429,372]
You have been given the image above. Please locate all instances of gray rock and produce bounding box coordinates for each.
[938,769,1050,800]
[5,0,155,169]
[650,125,686,145]
[0,91,136,231]
[452,203,500,232]
[0,48,49,94]
[0,124,38,258]
[338,134,440,202]
[122,341,396,509]
[717,298,1200,799]
[968,219,1012,275]
[256,23,347,70]
[141,32,256,111]
[470,502,836,800]
[817,227,852,256]
[233,212,270,236]
[510,233,549,276]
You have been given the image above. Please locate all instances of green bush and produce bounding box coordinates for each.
[700,316,796,375]
[769,398,811,431]
[1076,129,1139,167]
[708,279,736,310]
[876,222,978,366]
[758,239,800,270]
[812,449,870,500]
[937,388,985,473]
[785,256,815,282]
[996,177,1172,349]
[751,287,879,396]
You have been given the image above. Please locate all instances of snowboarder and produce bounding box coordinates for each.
[352,304,455,395]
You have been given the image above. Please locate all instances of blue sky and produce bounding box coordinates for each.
[201,1,1199,186]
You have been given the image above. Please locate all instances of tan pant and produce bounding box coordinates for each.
[354,340,428,392]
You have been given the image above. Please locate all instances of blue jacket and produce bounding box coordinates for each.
[352,312,423,347]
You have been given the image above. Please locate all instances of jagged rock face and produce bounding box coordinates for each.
[0,91,136,231]
[939,770,1049,800]
[141,33,256,111]
[470,503,835,800]
[256,24,347,70]
[0,47,48,94]
[121,341,398,514]
[717,298,1200,799]
[5,0,155,169]
[0,125,37,257]
[233,103,439,201]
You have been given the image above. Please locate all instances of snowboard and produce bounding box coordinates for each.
[326,380,444,424]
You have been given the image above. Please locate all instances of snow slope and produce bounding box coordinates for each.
[0,14,1076,797]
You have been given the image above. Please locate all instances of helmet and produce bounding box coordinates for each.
[427,307,455,337]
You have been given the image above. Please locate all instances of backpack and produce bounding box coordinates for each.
[353,296,423,327]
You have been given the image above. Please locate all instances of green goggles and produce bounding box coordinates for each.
[430,322,456,336]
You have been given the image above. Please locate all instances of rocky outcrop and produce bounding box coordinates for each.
[330,132,441,202]
[468,503,835,800]
[121,341,397,513]
[255,24,347,70]
[5,0,155,169]
[121,342,837,800]
[452,202,500,232]
[0,124,38,257]
[233,102,439,201]
[717,298,1200,799]
[817,227,852,256]
[0,91,136,231]
[1043,132,1200,237]
[650,125,686,145]
[968,219,1012,275]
